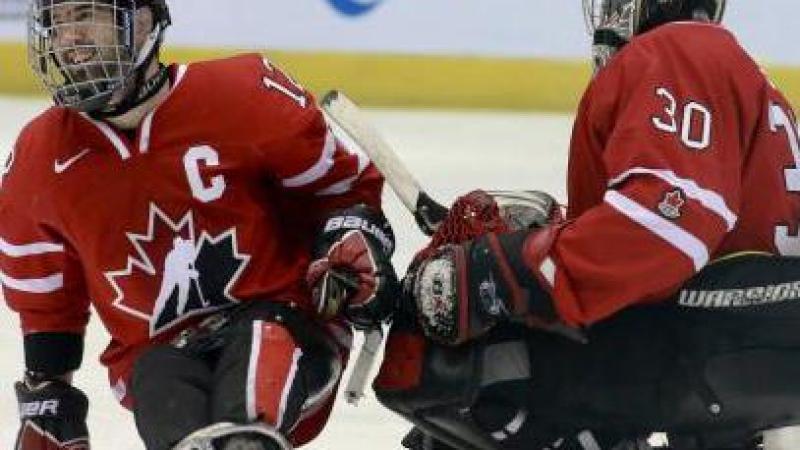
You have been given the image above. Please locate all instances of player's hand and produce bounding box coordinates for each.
[407,228,562,345]
[15,373,90,450]
[307,205,400,329]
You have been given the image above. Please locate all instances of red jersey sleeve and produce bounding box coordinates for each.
[534,24,778,326]
[0,126,90,336]
[243,56,384,221]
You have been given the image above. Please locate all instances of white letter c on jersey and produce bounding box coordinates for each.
[184,145,226,203]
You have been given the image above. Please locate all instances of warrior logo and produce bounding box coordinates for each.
[105,203,250,336]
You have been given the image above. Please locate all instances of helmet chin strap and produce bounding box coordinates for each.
[90,23,168,120]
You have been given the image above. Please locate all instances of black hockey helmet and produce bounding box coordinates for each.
[28,0,172,114]
[583,0,726,70]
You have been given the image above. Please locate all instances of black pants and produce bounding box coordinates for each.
[380,301,800,449]
[130,302,345,450]
[526,301,800,445]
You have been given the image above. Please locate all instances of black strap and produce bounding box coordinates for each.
[24,332,83,376]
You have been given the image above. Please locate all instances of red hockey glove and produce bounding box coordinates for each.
[307,205,399,329]
[15,373,90,450]
[408,227,562,345]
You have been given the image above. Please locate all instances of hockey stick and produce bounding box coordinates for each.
[343,327,384,405]
[321,90,449,236]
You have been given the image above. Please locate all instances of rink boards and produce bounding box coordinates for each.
[0,42,798,112]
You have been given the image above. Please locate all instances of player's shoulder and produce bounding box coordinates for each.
[632,22,754,68]
[12,106,74,168]
[181,53,314,125]
[183,53,265,79]
[182,53,296,99]
[0,106,72,204]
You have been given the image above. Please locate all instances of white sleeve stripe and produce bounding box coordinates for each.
[315,175,358,196]
[608,167,738,231]
[0,238,64,257]
[605,190,709,271]
[1,271,63,294]
[315,138,370,196]
[281,128,336,188]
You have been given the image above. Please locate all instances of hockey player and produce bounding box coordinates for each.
[3,1,398,449]
[390,0,800,448]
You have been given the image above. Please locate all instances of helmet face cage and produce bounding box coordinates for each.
[28,0,138,111]
[583,0,643,42]
[582,0,726,71]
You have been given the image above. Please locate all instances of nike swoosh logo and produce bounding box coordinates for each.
[54,148,92,174]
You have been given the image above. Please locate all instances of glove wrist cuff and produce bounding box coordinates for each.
[316,204,395,257]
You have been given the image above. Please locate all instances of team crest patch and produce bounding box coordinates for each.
[105,203,250,336]
[658,189,686,220]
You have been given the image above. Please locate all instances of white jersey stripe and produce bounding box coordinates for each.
[139,111,155,154]
[1,271,63,294]
[315,135,371,196]
[0,237,64,257]
[315,174,358,196]
[605,190,710,271]
[276,348,303,430]
[139,65,189,154]
[245,320,264,421]
[608,167,738,230]
[81,116,131,160]
[281,128,336,188]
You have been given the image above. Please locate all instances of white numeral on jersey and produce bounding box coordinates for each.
[184,146,226,203]
[651,87,712,150]
[770,103,800,255]
[652,88,678,133]
[262,58,307,108]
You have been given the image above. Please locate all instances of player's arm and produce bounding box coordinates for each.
[408,42,750,343]
[253,58,398,328]
[1,135,91,449]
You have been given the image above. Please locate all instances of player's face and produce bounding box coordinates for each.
[49,3,127,84]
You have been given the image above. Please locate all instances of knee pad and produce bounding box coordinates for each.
[172,422,292,450]
[214,304,342,439]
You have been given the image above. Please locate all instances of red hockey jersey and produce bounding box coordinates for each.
[0,54,381,405]
[534,23,800,326]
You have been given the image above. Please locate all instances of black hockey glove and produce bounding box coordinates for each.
[307,205,400,329]
[407,228,563,345]
[15,373,90,450]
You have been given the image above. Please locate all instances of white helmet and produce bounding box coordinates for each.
[583,0,726,70]
[28,0,171,114]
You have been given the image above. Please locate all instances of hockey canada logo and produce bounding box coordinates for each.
[658,189,685,220]
[105,203,250,336]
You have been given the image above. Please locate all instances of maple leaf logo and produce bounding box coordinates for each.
[657,189,686,220]
[104,203,250,336]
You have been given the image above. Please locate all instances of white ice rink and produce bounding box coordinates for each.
[0,96,574,449]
